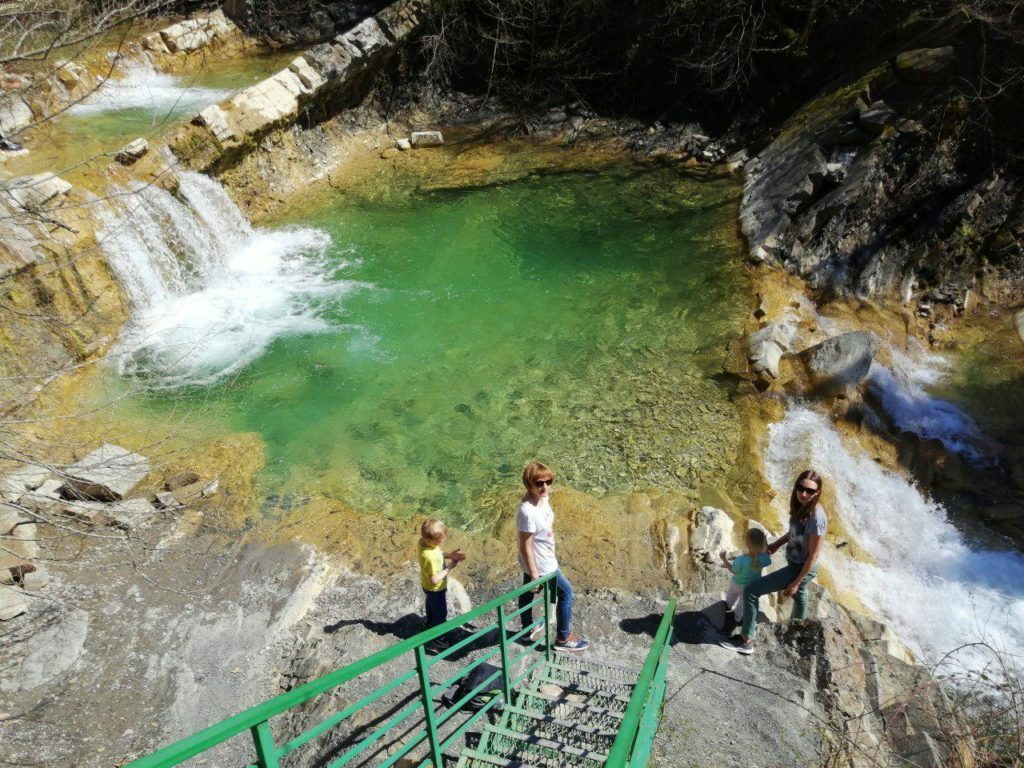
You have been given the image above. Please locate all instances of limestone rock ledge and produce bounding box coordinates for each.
[170,0,427,174]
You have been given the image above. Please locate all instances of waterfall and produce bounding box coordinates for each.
[867,338,993,463]
[69,59,233,115]
[764,406,1024,672]
[98,171,354,388]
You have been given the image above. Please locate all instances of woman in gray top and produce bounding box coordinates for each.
[721,470,827,655]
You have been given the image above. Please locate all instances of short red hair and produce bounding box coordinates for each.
[522,461,554,489]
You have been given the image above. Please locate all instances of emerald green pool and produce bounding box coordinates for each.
[105,165,748,527]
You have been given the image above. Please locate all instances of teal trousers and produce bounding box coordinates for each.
[740,561,817,639]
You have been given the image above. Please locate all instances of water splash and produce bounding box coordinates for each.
[98,172,359,388]
[868,339,992,463]
[69,60,232,115]
[764,406,1024,670]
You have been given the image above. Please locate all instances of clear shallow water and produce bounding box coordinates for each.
[99,166,748,524]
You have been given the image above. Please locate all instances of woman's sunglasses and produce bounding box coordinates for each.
[796,485,818,495]
[535,479,554,487]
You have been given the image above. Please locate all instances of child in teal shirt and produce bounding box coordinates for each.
[719,528,770,623]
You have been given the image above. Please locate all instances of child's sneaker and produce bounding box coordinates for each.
[554,633,590,653]
[719,635,755,655]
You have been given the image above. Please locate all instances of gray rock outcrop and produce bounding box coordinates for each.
[62,444,150,502]
[799,331,879,396]
[1014,309,1024,346]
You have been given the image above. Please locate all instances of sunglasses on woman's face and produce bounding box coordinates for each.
[796,485,818,495]
[535,479,554,487]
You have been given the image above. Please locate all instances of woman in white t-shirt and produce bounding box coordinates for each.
[516,462,590,652]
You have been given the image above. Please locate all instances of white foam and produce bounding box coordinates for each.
[69,60,231,116]
[868,339,992,462]
[98,171,359,388]
[764,406,1024,672]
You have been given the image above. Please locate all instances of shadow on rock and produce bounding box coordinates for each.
[323,612,423,639]
[620,600,775,646]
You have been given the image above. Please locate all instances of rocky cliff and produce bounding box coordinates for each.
[740,17,1024,312]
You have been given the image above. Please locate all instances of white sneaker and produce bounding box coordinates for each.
[528,624,545,643]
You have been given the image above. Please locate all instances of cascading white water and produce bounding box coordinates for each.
[764,406,1024,671]
[98,172,358,388]
[867,338,993,463]
[69,60,232,115]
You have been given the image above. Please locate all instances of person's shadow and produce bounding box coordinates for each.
[621,600,769,646]
[324,613,424,639]
[323,614,494,661]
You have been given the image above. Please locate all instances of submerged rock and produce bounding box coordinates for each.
[799,331,879,396]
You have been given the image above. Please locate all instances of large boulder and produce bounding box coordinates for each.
[799,331,880,396]
[62,444,150,502]
[894,47,955,84]
[1014,309,1024,347]
[747,322,796,381]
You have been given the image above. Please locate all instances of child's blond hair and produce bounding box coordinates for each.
[420,518,446,548]
[745,528,768,554]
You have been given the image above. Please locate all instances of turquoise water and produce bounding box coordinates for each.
[111,166,748,527]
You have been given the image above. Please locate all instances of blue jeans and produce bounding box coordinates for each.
[520,570,573,642]
[740,561,817,639]
[424,589,447,629]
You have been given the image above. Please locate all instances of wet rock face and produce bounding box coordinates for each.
[741,38,1024,306]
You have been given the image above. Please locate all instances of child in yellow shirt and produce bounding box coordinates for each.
[419,519,466,636]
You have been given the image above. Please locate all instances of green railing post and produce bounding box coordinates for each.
[543,577,552,661]
[251,721,279,768]
[496,604,513,705]
[414,645,444,768]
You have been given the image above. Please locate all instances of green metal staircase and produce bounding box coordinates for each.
[458,655,638,768]
[125,576,676,768]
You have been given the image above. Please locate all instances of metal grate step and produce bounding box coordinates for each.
[514,688,625,731]
[477,724,608,768]
[501,705,617,753]
[456,748,543,768]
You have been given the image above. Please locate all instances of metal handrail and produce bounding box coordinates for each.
[126,574,557,768]
[604,598,677,768]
